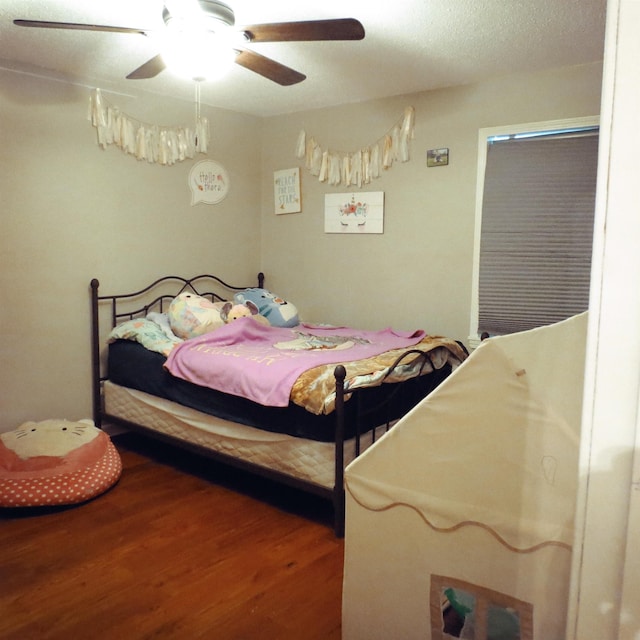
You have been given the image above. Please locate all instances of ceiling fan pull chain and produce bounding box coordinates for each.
[193,81,210,154]
[194,82,201,148]
[195,82,201,125]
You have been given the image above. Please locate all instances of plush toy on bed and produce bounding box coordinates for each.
[168,292,226,339]
[234,288,299,328]
[220,301,270,326]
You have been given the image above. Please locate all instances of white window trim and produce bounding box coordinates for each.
[468,115,600,349]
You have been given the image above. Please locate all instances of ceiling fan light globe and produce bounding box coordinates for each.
[161,27,236,81]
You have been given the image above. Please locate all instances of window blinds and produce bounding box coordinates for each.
[478,131,598,335]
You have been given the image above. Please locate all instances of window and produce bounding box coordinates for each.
[469,117,599,345]
[431,574,533,640]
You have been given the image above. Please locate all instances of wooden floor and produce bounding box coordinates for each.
[0,433,345,639]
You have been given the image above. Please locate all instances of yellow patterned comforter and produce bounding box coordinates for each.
[290,335,467,415]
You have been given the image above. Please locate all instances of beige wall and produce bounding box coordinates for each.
[260,63,603,339]
[0,70,262,432]
[0,61,602,432]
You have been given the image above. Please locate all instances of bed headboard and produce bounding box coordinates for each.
[90,272,264,426]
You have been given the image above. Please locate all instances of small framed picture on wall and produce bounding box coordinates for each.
[273,167,302,214]
[427,148,449,167]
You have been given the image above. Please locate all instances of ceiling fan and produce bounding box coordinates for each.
[13,0,365,85]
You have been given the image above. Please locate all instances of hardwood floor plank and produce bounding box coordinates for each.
[0,433,344,639]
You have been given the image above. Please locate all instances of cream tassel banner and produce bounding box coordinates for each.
[88,88,210,166]
[295,106,415,187]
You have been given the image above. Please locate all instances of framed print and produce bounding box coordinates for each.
[427,148,449,167]
[274,167,301,214]
[324,192,384,234]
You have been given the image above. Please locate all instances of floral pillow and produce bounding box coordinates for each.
[168,292,226,339]
[108,318,182,356]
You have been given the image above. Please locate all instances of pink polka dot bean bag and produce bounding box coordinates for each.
[0,419,122,507]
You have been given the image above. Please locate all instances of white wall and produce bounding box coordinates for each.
[0,70,262,432]
[259,63,603,341]
[0,62,603,435]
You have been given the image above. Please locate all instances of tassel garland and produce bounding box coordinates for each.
[295,106,415,187]
[87,88,210,166]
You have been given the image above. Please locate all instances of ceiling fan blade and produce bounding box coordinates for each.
[126,55,166,80]
[241,18,365,43]
[13,19,148,36]
[234,49,305,86]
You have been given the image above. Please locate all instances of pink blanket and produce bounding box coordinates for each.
[164,319,426,407]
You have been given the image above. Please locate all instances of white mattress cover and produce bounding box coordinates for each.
[105,381,385,490]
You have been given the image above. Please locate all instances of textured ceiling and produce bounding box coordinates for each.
[0,0,607,117]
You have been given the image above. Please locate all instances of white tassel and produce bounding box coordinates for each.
[95,119,107,149]
[295,130,306,158]
[168,130,179,165]
[310,144,323,176]
[114,112,123,147]
[342,155,351,186]
[362,147,371,184]
[399,106,415,162]
[88,89,107,129]
[102,108,113,146]
[382,134,393,169]
[319,150,329,182]
[305,137,316,170]
[328,153,342,186]
[185,127,196,158]
[125,117,137,154]
[350,150,362,188]
[391,125,400,164]
[159,130,168,165]
[297,106,416,184]
[87,88,209,164]
[135,126,146,160]
[370,144,381,179]
[147,126,158,163]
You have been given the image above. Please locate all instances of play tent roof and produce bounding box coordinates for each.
[345,312,588,552]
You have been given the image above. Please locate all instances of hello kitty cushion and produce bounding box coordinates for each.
[0,419,122,507]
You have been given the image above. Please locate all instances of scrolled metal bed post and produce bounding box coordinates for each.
[90,278,102,428]
[333,364,347,538]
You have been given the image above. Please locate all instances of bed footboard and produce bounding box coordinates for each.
[334,365,347,537]
[331,346,459,536]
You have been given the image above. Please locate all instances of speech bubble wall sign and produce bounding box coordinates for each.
[189,160,230,205]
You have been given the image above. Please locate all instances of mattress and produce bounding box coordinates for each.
[108,340,338,440]
[108,339,447,442]
[104,381,388,490]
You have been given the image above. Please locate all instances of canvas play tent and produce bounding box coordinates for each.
[342,312,588,640]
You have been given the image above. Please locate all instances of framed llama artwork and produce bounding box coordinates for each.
[324,192,384,234]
